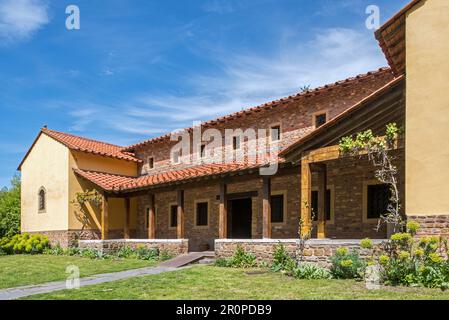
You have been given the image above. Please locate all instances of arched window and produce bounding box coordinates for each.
[38,187,46,212]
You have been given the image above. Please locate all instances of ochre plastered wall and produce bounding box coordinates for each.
[406,0,449,216]
[68,151,138,233]
[21,134,69,232]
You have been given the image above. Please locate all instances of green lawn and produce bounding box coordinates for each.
[0,254,156,289]
[25,266,449,300]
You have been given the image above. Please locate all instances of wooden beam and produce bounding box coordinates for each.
[177,190,185,239]
[300,160,312,237]
[124,197,130,239]
[317,164,327,239]
[101,193,109,240]
[219,182,228,239]
[262,177,272,239]
[148,193,156,239]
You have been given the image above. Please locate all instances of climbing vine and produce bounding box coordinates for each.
[71,189,103,208]
[70,189,103,240]
[339,123,404,233]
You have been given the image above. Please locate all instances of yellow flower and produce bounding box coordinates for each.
[336,247,349,256]
[406,221,421,234]
[399,251,410,260]
[340,259,353,268]
[429,253,442,264]
[391,233,412,244]
[360,238,373,249]
[379,255,390,265]
[414,249,424,257]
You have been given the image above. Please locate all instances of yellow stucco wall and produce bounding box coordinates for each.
[68,151,138,232]
[21,134,69,232]
[406,0,449,216]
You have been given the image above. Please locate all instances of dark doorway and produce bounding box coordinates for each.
[228,198,252,239]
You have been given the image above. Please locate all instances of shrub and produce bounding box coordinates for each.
[230,246,257,268]
[214,258,232,268]
[136,246,159,260]
[80,248,104,259]
[0,175,21,238]
[271,243,297,274]
[159,250,173,262]
[293,263,331,280]
[379,230,449,289]
[0,233,50,255]
[215,246,257,268]
[116,246,136,259]
[330,248,367,279]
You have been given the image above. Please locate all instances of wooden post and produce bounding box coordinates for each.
[300,159,312,237]
[219,182,227,239]
[101,193,109,240]
[148,193,156,239]
[124,197,130,239]
[262,177,272,239]
[177,190,185,239]
[317,164,327,239]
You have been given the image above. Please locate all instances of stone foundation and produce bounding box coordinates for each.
[215,239,385,267]
[78,239,189,256]
[27,229,138,248]
[408,215,449,237]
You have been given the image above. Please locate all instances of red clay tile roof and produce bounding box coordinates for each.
[41,128,141,163]
[375,0,424,75]
[279,75,405,158]
[18,128,141,170]
[123,67,393,152]
[74,159,285,193]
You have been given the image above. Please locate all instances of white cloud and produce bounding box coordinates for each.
[0,0,49,43]
[66,27,387,142]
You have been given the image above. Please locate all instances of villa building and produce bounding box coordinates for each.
[18,0,449,260]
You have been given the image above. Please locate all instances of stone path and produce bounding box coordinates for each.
[0,265,181,300]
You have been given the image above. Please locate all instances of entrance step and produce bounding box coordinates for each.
[159,251,215,268]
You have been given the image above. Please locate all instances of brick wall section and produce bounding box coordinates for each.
[215,239,384,267]
[78,239,189,256]
[136,167,301,251]
[313,149,405,239]
[134,71,394,175]
[407,215,449,238]
[134,149,405,248]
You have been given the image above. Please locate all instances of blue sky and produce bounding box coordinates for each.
[0,0,410,188]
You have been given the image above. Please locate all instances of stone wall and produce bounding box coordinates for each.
[78,239,189,256]
[29,229,138,248]
[215,239,385,267]
[407,215,449,238]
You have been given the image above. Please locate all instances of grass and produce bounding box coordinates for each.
[24,266,449,300]
[0,254,157,289]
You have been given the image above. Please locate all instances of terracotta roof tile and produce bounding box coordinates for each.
[375,0,423,75]
[42,128,141,163]
[74,158,285,193]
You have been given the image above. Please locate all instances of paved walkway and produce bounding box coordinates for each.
[0,265,181,300]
